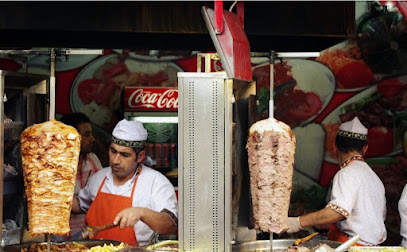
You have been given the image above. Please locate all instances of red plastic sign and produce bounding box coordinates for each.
[124,87,178,111]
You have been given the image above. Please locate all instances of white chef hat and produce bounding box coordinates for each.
[338,117,367,141]
[111,119,148,148]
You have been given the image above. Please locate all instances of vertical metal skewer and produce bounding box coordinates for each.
[49,48,56,120]
[47,233,51,252]
[48,48,55,252]
[269,51,276,120]
[269,50,277,252]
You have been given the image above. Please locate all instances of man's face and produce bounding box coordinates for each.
[108,143,144,181]
[77,122,95,155]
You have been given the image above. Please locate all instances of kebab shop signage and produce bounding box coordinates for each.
[124,87,178,111]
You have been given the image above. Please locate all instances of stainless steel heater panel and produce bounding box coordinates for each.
[178,72,231,252]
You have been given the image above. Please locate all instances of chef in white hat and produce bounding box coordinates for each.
[286,117,386,246]
[72,119,177,246]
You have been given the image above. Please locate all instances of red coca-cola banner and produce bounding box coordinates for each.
[124,87,178,111]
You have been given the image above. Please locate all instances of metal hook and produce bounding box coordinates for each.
[269,50,277,65]
[269,50,284,65]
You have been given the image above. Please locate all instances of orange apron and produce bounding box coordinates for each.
[328,224,364,246]
[85,167,143,246]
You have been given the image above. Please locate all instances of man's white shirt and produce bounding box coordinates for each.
[399,184,407,248]
[78,164,178,245]
[328,160,386,245]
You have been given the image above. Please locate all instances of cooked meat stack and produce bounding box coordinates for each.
[247,118,296,234]
[21,120,81,236]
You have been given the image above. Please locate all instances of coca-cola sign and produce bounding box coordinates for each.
[124,87,178,111]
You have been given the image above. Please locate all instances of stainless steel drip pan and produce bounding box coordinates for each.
[232,239,342,251]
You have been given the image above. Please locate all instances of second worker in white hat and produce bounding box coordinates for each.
[72,119,178,246]
[286,117,386,246]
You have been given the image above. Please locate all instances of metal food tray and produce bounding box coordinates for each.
[3,240,122,252]
[232,239,342,251]
[348,247,406,252]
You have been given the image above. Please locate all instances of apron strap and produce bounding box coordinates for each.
[130,166,143,198]
[328,224,365,246]
[97,177,108,194]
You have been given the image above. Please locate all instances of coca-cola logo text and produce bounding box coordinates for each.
[125,88,178,111]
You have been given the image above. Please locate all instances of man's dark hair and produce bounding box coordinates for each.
[132,147,145,156]
[335,135,366,153]
[131,147,145,162]
[60,112,91,130]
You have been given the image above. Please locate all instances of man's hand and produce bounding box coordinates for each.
[71,195,83,214]
[286,217,303,233]
[114,207,145,229]
[114,207,177,234]
[81,227,96,240]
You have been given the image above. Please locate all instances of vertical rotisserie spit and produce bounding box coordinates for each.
[247,118,296,234]
[20,120,81,236]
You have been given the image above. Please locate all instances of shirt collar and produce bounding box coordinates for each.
[340,155,364,169]
[107,163,142,187]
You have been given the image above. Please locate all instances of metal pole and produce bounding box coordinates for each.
[251,52,320,58]
[49,49,56,120]
[251,51,321,67]
[0,49,103,56]
[197,54,202,73]
[0,74,5,245]
[47,233,51,252]
[268,50,279,251]
[269,51,277,120]
[276,52,320,58]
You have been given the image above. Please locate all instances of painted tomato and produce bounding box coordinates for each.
[0,59,21,71]
[95,79,116,105]
[377,78,405,97]
[336,61,374,89]
[366,126,394,157]
[78,78,101,104]
[287,92,322,120]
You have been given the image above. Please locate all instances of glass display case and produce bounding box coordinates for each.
[0,70,50,246]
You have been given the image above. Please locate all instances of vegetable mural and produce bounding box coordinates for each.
[0,9,406,245]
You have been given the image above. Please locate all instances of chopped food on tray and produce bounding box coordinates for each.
[348,247,407,252]
[20,242,89,252]
[18,242,126,252]
[86,242,125,252]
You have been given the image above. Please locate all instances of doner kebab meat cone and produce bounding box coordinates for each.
[21,120,81,236]
[247,118,296,234]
